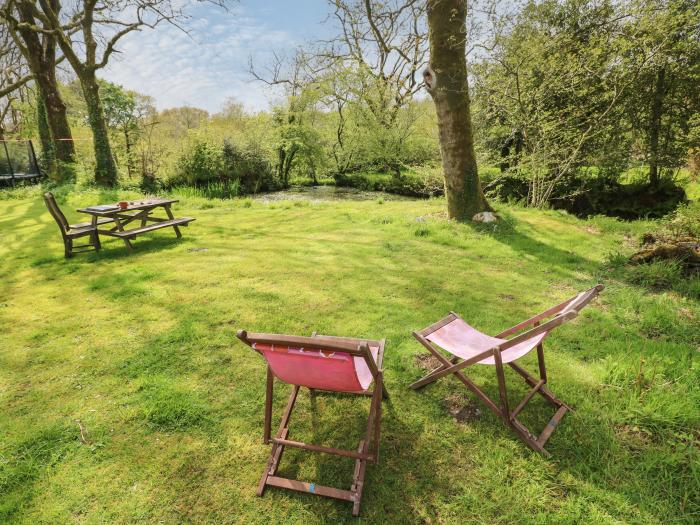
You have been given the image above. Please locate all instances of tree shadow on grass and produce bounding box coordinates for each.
[465,210,600,275]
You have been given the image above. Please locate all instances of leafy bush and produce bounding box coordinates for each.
[627,260,685,289]
[485,170,688,218]
[174,141,224,185]
[334,164,444,198]
[221,140,277,194]
[664,201,700,238]
[169,139,277,196]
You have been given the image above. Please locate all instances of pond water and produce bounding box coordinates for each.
[253,185,415,202]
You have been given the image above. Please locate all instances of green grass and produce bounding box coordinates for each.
[0,188,698,524]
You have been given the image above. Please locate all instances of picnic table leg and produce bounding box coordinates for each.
[113,217,133,250]
[91,215,101,251]
[164,204,182,238]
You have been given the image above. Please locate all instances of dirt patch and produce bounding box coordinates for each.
[614,424,654,449]
[443,393,482,424]
[678,307,695,320]
[414,353,441,371]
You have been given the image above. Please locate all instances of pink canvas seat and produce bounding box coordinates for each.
[252,342,380,392]
[425,318,548,365]
[237,331,387,516]
[411,285,604,456]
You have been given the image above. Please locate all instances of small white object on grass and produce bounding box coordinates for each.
[472,211,498,223]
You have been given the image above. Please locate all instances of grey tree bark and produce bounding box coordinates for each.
[425,0,490,220]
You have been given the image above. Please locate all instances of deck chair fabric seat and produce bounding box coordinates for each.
[237,331,388,517]
[252,342,380,392]
[411,285,604,456]
[425,318,548,365]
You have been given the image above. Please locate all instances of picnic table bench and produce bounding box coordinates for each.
[77,198,194,250]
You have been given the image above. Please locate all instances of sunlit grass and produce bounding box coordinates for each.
[0,189,698,524]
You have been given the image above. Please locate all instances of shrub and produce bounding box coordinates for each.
[221,140,277,194]
[628,260,684,289]
[334,164,444,198]
[485,170,688,219]
[664,201,700,238]
[169,139,277,196]
[174,140,224,185]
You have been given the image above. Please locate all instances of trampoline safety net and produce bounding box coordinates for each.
[1,140,41,182]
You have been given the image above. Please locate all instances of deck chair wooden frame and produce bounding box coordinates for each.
[410,285,604,456]
[43,192,113,258]
[236,330,388,517]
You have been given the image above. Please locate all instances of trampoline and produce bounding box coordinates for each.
[0,140,42,185]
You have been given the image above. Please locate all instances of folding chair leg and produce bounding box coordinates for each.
[536,343,547,382]
[368,373,383,464]
[508,361,571,411]
[256,380,382,516]
[263,366,273,444]
[257,428,289,496]
[493,349,510,419]
[351,440,367,517]
[258,385,299,496]
[509,419,549,456]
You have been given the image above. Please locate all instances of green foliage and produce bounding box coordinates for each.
[486,169,688,218]
[170,138,276,196]
[335,164,444,197]
[472,0,700,206]
[627,259,685,288]
[174,140,225,185]
[664,201,700,238]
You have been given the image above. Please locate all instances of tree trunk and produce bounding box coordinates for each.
[648,67,665,187]
[39,74,75,165]
[425,0,490,220]
[36,90,58,178]
[14,1,75,166]
[80,73,118,186]
[124,127,134,178]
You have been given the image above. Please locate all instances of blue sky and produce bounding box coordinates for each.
[103,1,332,113]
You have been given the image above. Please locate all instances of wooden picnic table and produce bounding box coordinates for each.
[77,198,194,250]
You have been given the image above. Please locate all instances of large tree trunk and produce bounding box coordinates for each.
[80,73,118,186]
[40,78,75,165]
[36,90,58,178]
[14,1,75,167]
[648,67,665,187]
[424,0,490,220]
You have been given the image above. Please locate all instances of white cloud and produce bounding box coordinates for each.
[102,4,293,113]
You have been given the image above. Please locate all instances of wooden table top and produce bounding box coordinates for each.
[77,198,178,216]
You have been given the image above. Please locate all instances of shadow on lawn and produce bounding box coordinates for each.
[467,211,599,275]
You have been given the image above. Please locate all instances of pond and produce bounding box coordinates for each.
[253,185,416,202]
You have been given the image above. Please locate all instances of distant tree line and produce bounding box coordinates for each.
[0,0,697,218]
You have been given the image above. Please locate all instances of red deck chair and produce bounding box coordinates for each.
[236,330,388,516]
[410,285,604,456]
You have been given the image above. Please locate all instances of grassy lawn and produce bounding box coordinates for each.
[1,189,698,524]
